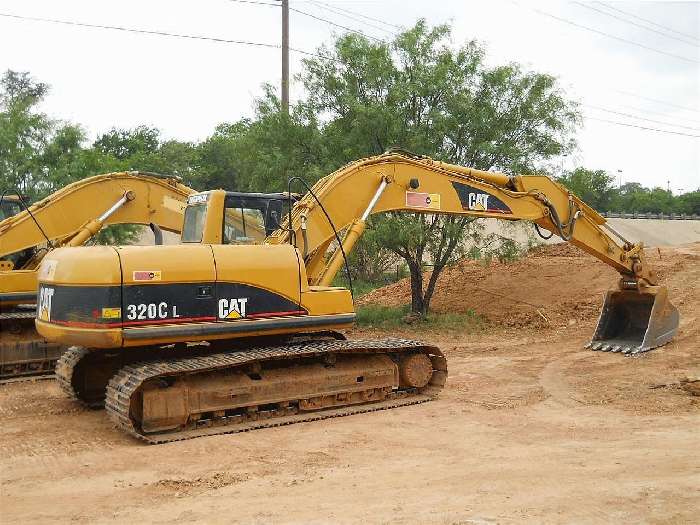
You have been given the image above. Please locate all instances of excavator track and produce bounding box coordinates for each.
[105,338,447,444]
[56,345,185,408]
[55,332,349,407]
[55,347,95,405]
[0,314,63,380]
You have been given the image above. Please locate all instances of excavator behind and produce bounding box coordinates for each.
[0,173,196,379]
[0,194,22,222]
[35,152,679,443]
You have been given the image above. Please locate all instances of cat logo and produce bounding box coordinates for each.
[38,286,55,322]
[218,297,249,319]
[467,192,490,211]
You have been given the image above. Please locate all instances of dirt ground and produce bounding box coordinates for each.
[1,244,698,524]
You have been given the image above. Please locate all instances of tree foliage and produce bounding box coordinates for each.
[0,70,87,199]
[299,21,580,315]
[558,169,698,215]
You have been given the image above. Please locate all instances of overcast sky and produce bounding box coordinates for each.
[1,0,698,192]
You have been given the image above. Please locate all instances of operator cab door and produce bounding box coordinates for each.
[212,194,306,322]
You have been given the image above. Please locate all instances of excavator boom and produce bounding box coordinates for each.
[267,152,677,352]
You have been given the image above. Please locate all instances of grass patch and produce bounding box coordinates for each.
[356,304,486,333]
[332,277,397,298]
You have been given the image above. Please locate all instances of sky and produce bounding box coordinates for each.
[0,0,698,192]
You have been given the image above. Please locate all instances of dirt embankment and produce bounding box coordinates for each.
[360,242,700,330]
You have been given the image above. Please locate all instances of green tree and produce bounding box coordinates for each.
[194,86,328,193]
[558,167,616,211]
[300,21,580,315]
[92,126,197,179]
[0,70,88,199]
[677,190,700,215]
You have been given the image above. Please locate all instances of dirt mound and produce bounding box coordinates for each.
[360,243,699,330]
[528,242,585,258]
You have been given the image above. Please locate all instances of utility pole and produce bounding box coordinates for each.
[281,0,289,114]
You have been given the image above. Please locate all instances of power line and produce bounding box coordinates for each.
[224,0,386,42]
[594,1,700,43]
[585,116,700,138]
[288,4,386,42]
[306,0,397,37]
[309,1,403,31]
[509,1,699,64]
[585,104,700,132]
[573,1,699,48]
[613,89,700,114]
[225,0,280,6]
[613,103,700,126]
[0,11,329,59]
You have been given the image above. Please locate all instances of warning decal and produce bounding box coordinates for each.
[133,271,162,281]
[406,191,441,210]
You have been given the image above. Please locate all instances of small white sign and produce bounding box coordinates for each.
[187,193,209,205]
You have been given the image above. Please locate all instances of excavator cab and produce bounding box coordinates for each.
[182,191,296,245]
[0,194,23,221]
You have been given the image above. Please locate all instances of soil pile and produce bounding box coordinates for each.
[359,242,699,330]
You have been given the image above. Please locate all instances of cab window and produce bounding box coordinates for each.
[181,204,207,243]
[223,207,267,244]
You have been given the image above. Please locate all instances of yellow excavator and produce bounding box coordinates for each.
[35,151,679,443]
[0,173,196,379]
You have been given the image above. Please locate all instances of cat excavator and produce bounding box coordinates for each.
[35,151,679,443]
[0,173,196,379]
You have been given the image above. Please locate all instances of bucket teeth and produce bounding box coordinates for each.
[589,286,679,357]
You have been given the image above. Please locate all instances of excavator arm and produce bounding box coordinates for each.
[268,152,677,353]
[269,152,648,285]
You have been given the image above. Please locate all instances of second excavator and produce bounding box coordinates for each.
[0,173,196,379]
[35,152,679,443]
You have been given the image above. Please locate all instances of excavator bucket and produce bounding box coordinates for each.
[587,286,679,354]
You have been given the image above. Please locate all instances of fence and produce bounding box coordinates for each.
[601,211,700,220]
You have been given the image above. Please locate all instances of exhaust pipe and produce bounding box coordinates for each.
[587,285,679,355]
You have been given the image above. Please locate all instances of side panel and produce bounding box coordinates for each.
[36,284,121,327]
[122,283,216,326]
[119,244,217,326]
[212,244,305,321]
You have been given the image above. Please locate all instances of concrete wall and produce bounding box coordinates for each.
[481,218,700,248]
